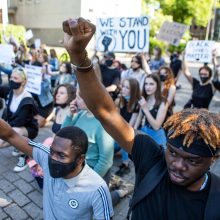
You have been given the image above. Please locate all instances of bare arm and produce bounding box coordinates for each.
[167,85,176,107]
[182,59,193,85]
[141,53,152,75]
[129,112,139,127]
[139,97,168,130]
[0,119,32,156]
[63,18,134,153]
[134,110,143,130]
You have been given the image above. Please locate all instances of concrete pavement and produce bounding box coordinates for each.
[0,65,220,219]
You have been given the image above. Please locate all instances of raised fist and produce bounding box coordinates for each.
[63,18,96,57]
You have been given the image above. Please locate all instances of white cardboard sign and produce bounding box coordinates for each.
[0,44,14,64]
[25,65,42,95]
[185,40,215,63]
[34,39,41,49]
[157,21,188,46]
[96,16,149,52]
[24,30,34,41]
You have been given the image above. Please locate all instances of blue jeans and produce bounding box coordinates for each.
[114,142,129,162]
[141,126,167,149]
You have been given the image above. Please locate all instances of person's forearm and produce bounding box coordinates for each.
[106,84,117,92]
[142,108,161,130]
[0,119,32,156]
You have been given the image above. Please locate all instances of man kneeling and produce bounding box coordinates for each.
[0,122,113,220]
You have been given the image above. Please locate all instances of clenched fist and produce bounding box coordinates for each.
[63,18,96,64]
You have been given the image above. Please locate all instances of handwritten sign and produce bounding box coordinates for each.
[96,16,149,52]
[185,40,215,63]
[0,44,14,64]
[25,65,42,95]
[157,21,188,46]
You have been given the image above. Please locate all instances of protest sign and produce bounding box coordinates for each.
[96,16,149,52]
[157,21,188,46]
[185,40,215,63]
[34,39,41,49]
[0,44,14,64]
[25,65,42,95]
[25,30,33,41]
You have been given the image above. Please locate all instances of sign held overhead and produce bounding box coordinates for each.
[96,16,149,52]
[185,40,215,63]
[157,21,188,46]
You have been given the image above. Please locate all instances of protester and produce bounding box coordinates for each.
[0,123,113,220]
[158,66,176,114]
[149,46,165,73]
[182,53,219,109]
[28,84,76,188]
[114,78,140,176]
[49,48,59,71]
[16,43,31,66]
[62,18,220,220]
[55,62,77,87]
[121,55,146,90]
[0,67,38,172]
[32,73,54,128]
[62,90,114,182]
[38,53,53,81]
[170,51,182,86]
[100,51,121,100]
[134,74,168,148]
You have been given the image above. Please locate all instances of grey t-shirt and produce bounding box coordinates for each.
[30,140,113,220]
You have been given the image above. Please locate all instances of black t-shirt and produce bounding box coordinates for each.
[170,58,182,78]
[120,101,139,122]
[185,78,213,109]
[100,64,120,87]
[131,132,210,220]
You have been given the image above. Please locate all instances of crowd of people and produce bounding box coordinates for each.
[0,17,220,219]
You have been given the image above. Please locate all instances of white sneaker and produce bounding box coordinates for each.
[12,148,23,157]
[13,156,28,172]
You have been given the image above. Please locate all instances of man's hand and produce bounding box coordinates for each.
[63,18,96,63]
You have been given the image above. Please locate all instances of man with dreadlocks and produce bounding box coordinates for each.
[60,17,220,219]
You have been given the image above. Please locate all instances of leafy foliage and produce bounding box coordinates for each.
[0,24,26,45]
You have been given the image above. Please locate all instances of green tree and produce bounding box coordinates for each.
[144,0,212,26]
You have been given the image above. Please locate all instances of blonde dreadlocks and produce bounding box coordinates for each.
[163,108,220,150]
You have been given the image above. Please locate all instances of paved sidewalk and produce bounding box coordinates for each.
[0,65,220,219]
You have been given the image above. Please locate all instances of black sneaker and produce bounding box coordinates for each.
[115,163,130,177]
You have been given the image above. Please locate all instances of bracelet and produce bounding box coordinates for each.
[71,51,94,72]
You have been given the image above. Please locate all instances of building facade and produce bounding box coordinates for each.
[7,0,141,46]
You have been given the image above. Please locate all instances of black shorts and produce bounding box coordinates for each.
[27,126,38,139]
[38,102,54,119]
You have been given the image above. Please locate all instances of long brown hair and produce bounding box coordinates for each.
[158,66,175,98]
[142,74,166,107]
[119,78,141,112]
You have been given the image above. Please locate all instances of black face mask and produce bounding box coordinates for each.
[105,59,113,67]
[200,76,210,84]
[160,75,167,82]
[54,103,68,109]
[48,156,78,178]
[132,67,140,71]
[9,80,22,90]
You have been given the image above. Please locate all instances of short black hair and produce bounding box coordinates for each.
[56,126,88,154]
